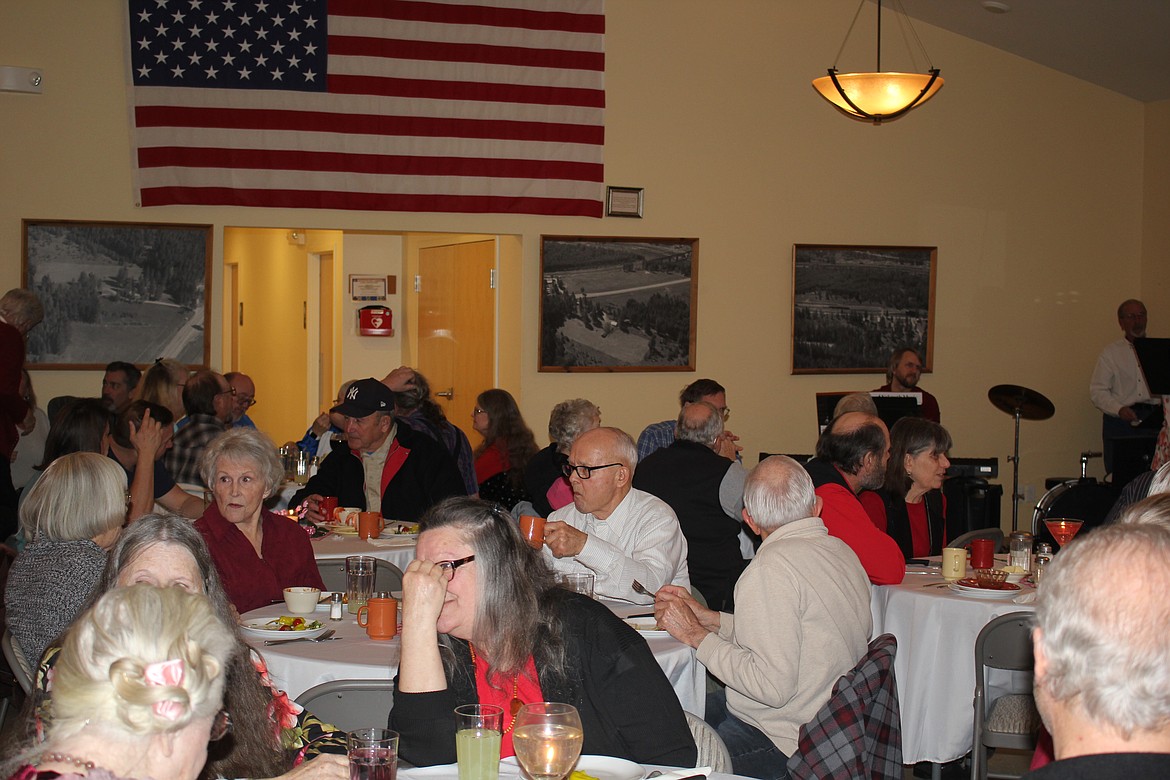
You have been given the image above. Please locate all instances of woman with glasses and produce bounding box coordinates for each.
[390,497,697,768]
[2,584,234,780]
[470,389,539,511]
[14,514,348,780]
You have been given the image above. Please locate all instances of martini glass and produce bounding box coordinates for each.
[1044,518,1084,550]
[512,703,583,780]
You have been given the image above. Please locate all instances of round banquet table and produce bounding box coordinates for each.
[870,560,1037,765]
[243,599,706,717]
[311,532,417,572]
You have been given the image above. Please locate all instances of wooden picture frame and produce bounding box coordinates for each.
[792,244,936,374]
[22,219,212,368]
[540,236,698,372]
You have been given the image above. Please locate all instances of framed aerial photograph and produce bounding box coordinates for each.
[540,236,698,372]
[22,219,212,368]
[791,244,936,374]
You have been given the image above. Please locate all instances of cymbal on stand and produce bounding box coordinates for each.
[987,384,1056,421]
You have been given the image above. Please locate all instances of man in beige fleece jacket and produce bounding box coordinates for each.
[655,455,872,780]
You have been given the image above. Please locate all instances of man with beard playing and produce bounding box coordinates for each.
[876,347,940,423]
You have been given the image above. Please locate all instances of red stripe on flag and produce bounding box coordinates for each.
[134,105,604,145]
[328,74,605,109]
[332,0,606,35]
[137,146,604,181]
[139,104,603,145]
[139,186,603,217]
[329,35,604,71]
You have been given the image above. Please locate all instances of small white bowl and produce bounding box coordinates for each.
[283,587,321,614]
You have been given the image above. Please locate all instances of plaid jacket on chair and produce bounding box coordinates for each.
[786,633,902,780]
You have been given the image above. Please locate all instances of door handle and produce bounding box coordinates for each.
[435,388,454,399]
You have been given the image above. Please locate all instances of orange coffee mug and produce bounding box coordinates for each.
[358,511,385,540]
[357,597,398,640]
[518,515,546,549]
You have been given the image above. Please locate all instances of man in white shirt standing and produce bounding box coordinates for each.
[1089,299,1160,474]
[543,426,689,604]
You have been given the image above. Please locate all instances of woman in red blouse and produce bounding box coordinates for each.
[194,428,324,613]
[860,417,952,560]
[471,389,538,510]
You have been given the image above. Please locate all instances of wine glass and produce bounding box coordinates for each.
[511,702,584,780]
[1044,518,1084,550]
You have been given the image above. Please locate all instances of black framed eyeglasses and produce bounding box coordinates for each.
[237,396,257,408]
[562,462,622,480]
[437,555,476,581]
[210,709,232,741]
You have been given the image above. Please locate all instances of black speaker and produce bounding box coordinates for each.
[943,477,1003,540]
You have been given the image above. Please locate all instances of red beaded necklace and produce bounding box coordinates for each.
[469,643,523,734]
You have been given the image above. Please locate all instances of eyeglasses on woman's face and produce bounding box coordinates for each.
[436,555,476,581]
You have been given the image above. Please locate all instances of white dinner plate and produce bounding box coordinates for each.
[948,581,1024,600]
[624,619,669,637]
[500,756,645,780]
[239,619,329,639]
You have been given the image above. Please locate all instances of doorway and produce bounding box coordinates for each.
[415,239,497,447]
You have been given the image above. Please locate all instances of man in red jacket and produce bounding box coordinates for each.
[802,411,906,585]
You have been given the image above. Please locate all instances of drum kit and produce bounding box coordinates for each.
[987,384,1115,543]
[987,384,1055,533]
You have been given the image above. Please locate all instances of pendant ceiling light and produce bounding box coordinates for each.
[812,0,943,125]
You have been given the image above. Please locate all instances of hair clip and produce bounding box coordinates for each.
[144,658,186,721]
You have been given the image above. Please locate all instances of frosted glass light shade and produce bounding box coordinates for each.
[812,70,943,123]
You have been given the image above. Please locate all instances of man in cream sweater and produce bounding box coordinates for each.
[655,455,872,780]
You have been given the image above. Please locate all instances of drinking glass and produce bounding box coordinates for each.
[1044,518,1084,550]
[557,573,595,599]
[455,704,504,780]
[346,555,377,614]
[347,728,398,780]
[512,702,584,780]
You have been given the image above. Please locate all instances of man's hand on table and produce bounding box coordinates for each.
[543,520,587,558]
[654,585,719,648]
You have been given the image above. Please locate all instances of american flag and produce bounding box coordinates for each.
[127,0,605,217]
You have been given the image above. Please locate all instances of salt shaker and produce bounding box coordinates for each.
[329,592,344,621]
[1033,542,1053,585]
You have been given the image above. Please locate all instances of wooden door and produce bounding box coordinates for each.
[417,240,496,448]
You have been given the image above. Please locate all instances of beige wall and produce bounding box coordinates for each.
[3,1,1165,527]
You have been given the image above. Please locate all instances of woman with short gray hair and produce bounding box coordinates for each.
[523,399,601,516]
[5,452,127,666]
[194,428,323,612]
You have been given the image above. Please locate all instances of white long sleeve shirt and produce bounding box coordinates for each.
[547,487,690,604]
[1090,338,1154,417]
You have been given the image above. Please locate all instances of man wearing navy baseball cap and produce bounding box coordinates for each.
[292,378,465,523]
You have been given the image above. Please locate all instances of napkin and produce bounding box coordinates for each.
[648,766,712,780]
[367,536,417,548]
[1013,592,1036,604]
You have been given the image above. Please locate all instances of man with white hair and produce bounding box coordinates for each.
[655,456,872,780]
[1024,522,1170,778]
[543,426,690,605]
[634,401,748,611]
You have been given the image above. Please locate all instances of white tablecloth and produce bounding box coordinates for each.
[870,565,1036,764]
[312,533,418,573]
[245,600,706,717]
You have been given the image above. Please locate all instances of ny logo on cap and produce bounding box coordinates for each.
[347,386,360,400]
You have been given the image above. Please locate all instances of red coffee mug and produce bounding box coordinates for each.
[319,496,339,519]
[969,538,996,570]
